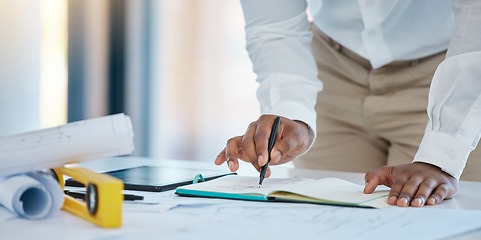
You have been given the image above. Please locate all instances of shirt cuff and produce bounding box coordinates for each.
[413,130,471,179]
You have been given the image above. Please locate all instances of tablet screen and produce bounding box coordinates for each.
[65,165,235,192]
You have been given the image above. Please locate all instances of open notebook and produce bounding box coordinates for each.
[175,175,390,209]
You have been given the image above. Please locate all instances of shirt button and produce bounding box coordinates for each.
[365,0,374,6]
[368,30,376,36]
[448,152,457,160]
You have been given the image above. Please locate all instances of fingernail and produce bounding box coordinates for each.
[227,160,235,171]
[427,197,436,205]
[398,197,409,207]
[412,198,423,207]
[257,155,264,166]
[272,150,281,161]
[388,196,397,204]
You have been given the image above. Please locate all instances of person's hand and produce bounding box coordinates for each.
[364,162,458,207]
[214,115,310,177]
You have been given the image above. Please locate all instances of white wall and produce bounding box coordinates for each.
[150,0,260,162]
[0,0,41,136]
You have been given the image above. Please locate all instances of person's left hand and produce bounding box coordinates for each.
[363,162,458,207]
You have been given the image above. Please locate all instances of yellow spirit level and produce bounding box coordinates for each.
[54,166,123,228]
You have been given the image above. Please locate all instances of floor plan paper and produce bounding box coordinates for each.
[1,190,481,240]
[0,113,135,177]
[0,171,64,219]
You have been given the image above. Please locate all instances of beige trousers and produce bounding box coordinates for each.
[295,24,481,181]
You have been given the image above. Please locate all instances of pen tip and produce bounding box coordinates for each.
[258,184,261,188]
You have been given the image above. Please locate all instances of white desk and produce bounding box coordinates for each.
[1,157,481,240]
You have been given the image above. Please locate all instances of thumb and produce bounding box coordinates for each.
[364,166,394,194]
[364,171,381,194]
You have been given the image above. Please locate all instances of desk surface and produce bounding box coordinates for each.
[1,157,481,240]
[77,157,481,211]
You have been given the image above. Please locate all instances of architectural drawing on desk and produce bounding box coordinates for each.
[0,113,135,177]
[11,127,79,151]
[164,203,481,239]
[0,115,121,152]
[2,123,61,151]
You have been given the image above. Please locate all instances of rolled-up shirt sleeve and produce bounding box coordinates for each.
[413,0,481,179]
[241,0,323,140]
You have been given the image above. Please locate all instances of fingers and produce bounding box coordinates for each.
[269,120,310,165]
[254,117,276,167]
[241,118,274,173]
[242,122,262,165]
[218,136,244,172]
[411,178,436,207]
[214,148,226,165]
[215,148,239,172]
[378,163,458,207]
[363,171,381,194]
[363,166,393,194]
[390,177,449,207]
[426,183,449,206]
[398,180,451,207]
[214,116,276,173]
[394,176,423,207]
[216,115,311,175]
[271,130,297,164]
[364,163,458,207]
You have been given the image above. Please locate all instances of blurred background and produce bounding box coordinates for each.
[0,0,260,163]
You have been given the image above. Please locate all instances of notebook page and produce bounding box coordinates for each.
[178,175,313,196]
[278,177,389,207]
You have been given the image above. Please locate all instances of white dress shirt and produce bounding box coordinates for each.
[241,0,481,179]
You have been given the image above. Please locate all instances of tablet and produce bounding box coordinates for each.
[65,166,236,192]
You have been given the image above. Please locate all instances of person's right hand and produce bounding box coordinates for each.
[214,115,311,177]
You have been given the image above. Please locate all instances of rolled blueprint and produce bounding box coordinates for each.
[0,113,135,177]
[0,171,64,219]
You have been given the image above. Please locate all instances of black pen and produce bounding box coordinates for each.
[64,190,144,201]
[259,116,281,187]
